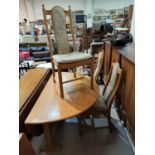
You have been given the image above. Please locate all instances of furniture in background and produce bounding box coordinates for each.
[20,34,79,43]
[77,62,122,135]
[42,5,94,98]
[19,42,51,62]
[103,40,135,144]
[19,133,37,155]
[19,68,51,133]
[126,5,133,32]
[92,5,133,40]
[19,61,30,78]
[19,37,81,63]
[90,42,103,55]
[100,23,114,40]
[114,27,129,33]
[25,72,99,152]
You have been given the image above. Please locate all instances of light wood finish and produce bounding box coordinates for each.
[111,48,120,64]
[128,5,133,20]
[25,72,98,152]
[38,124,61,152]
[103,42,111,82]
[19,133,37,155]
[19,69,49,111]
[69,5,76,50]
[120,56,135,143]
[56,58,94,98]
[42,5,94,98]
[25,72,99,125]
[19,68,51,132]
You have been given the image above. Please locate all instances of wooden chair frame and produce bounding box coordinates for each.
[77,62,122,135]
[42,5,94,98]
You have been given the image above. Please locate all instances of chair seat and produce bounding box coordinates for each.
[92,96,107,109]
[53,52,92,63]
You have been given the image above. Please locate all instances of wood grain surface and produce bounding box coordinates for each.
[25,72,99,125]
[19,68,49,111]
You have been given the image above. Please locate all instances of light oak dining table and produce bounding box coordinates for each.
[25,72,100,152]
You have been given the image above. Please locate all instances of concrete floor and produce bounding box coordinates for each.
[31,116,134,155]
[30,85,134,155]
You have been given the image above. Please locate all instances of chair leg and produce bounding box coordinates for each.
[74,72,76,78]
[90,114,95,129]
[73,68,76,78]
[90,59,94,89]
[51,62,56,83]
[58,65,64,98]
[77,116,83,136]
[108,117,112,133]
[82,65,85,72]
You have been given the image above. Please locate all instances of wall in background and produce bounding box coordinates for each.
[31,0,84,20]
[19,0,34,22]
[84,0,93,28]
[93,0,134,10]
[19,0,27,22]
[19,0,134,30]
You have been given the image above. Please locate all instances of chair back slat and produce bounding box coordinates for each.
[102,62,119,105]
[51,6,70,54]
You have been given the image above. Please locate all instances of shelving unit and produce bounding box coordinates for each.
[65,10,85,37]
[92,6,132,30]
[92,5,133,41]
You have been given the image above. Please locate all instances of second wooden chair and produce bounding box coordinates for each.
[77,62,122,135]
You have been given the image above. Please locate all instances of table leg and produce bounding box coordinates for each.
[40,123,61,152]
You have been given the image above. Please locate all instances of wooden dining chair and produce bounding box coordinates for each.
[42,5,94,98]
[77,62,122,135]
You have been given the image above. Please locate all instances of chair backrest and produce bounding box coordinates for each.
[42,5,76,56]
[93,50,104,81]
[52,6,70,54]
[102,62,122,111]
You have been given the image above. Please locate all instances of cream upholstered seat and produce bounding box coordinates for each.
[77,62,122,135]
[42,5,94,98]
[53,52,92,63]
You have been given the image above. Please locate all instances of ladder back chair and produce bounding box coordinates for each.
[77,62,122,135]
[42,5,94,98]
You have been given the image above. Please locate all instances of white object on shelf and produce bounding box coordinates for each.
[22,60,34,67]
[36,62,55,69]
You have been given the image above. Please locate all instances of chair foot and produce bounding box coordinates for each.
[53,78,56,83]
[58,67,64,98]
[108,118,112,133]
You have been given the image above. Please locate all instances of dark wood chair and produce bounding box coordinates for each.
[77,62,122,135]
[19,133,36,155]
[42,5,94,98]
